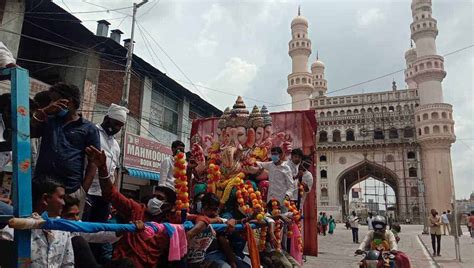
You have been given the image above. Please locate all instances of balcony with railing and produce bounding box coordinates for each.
[311,89,419,108]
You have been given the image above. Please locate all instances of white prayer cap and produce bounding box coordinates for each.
[147,197,164,216]
[106,103,129,123]
[0,42,16,68]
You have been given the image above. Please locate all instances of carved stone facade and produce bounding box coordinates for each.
[287,0,456,222]
[313,90,424,222]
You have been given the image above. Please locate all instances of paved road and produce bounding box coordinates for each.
[305,224,434,267]
[418,226,473,268]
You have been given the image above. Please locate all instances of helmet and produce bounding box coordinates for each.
[365,250,381,261]
[372,215,387,230]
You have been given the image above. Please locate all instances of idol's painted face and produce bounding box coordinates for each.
[255,127,264,144]
[216,128,223,142]
[264,125,273,140]
[225,127,233,145]
[236,126,247,146]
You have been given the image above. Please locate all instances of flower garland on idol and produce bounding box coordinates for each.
[206,143,221,193]
[284,200,303,253]
[271,198,282,252]
[206,163,221,193]
[174,151,189,214]
[258,225,268,252]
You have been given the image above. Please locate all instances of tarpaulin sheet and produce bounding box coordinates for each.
[190,110,318,256]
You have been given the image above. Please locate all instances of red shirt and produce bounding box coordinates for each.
[104,187,169,268]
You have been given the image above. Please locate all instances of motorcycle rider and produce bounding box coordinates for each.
[355,215,397,255]
[355,215,411,268]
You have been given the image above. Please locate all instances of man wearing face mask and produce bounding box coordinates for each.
[256,146,295,204]
[84,103,128,218]
[83,103,128,264]
[85,145,178,268]
[31,83,100,218]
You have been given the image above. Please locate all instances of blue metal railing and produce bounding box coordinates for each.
[0,67,32,267]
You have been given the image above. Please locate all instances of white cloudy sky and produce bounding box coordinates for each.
[54,0,473,199]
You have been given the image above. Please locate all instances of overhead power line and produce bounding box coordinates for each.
[136,21,207,98]
[22,15,128,23]
[139,0,162,18]
[2,6,133,15]
[135,21,168,73]
[267,44,474,108]
[17,58,125,72]
[2,26,471,110]
[81,1,132,17]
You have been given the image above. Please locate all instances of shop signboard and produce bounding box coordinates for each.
[123,133,172,173]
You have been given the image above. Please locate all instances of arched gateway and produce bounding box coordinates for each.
[336,160,400,219]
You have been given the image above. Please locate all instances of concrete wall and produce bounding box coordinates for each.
[0,0,25,58]
[96,59,142,117]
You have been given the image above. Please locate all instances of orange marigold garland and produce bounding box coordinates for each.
[235,181,265,221]
[251,190,265,223]
[284,200,303,253]
[206,163,221,193]
[299,184,305,205]
[258,226,267,252]
[206,143,222,193]
[271,199,282,251]
[174,152,189,213]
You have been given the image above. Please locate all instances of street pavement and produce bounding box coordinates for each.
[304,224,436,267]
[418,226,473,268]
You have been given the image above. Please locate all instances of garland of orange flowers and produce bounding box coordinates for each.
[251,189,265,222]
[299,184,305,204]
[205,143,221,193]
[271,199,282,251]
[174,152,189,213]
[235,181,265,221]
[284,200,303,253]
[206,163,221,193]
[258,226,267,252]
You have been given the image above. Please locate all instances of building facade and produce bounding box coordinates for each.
[287,0,456,222]
[1,0,221,199]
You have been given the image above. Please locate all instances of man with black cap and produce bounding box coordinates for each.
[31,82,100,216]
[85,145,178,268]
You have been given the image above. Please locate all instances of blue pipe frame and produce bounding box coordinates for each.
[1,67,32,268]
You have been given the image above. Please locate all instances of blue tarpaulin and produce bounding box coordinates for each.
[126,167,161,181]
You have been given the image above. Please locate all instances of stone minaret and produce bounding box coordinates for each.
[409,0,456,212]
[287,7,313,110]
[404,41,418,89]
[311,52,327,97]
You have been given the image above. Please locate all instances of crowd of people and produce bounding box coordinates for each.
[0,82,314,267]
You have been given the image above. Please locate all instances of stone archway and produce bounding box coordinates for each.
[336,160,400,219]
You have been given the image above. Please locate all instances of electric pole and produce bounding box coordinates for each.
[118,0,148,190]
[449,161,462,262]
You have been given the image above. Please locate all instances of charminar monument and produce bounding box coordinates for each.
[287,0,456,223]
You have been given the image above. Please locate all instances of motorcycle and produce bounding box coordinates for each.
[356,250,396,268]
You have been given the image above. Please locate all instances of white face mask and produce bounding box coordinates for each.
[147,197,164,216]
[0,114,6,142]
[195,201,202,213]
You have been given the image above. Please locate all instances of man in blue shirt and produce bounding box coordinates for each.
[32,83,100,215]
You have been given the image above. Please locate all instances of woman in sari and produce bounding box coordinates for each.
[328,215,336,235]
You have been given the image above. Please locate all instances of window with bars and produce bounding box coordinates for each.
[150,87,180,134]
